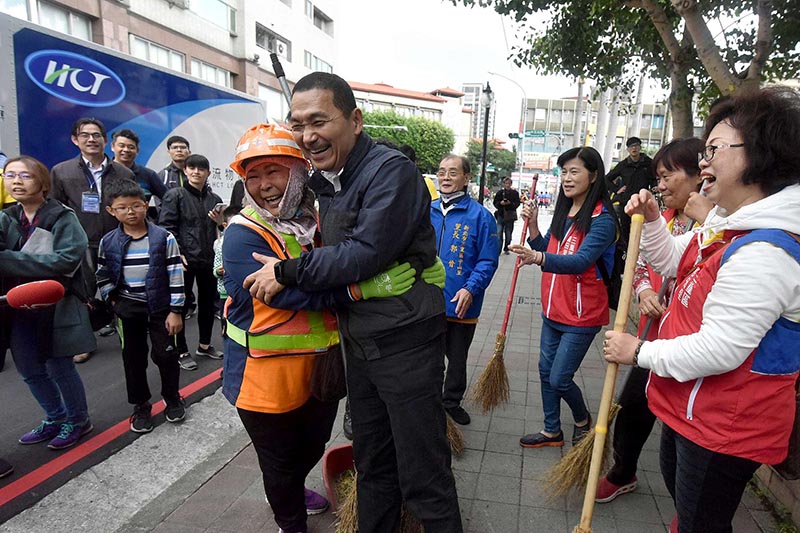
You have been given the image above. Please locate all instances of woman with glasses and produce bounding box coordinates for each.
[603,87,800,533]
[0,156,95,450]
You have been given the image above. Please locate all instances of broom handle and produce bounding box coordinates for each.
[577,214,645,532]
[499,217,530,335]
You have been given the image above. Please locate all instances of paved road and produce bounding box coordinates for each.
[0,313,225,523]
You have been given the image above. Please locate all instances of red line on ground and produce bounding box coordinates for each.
[0,367,223,507]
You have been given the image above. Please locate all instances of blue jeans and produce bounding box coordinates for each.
[10,310,89,424]
[538,317,598,434]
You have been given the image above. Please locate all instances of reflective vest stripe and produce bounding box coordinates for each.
[226,320,338,356]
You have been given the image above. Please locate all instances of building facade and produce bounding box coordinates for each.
[1,0,337,122]
[350,82,473,155]
[461,82,496,142]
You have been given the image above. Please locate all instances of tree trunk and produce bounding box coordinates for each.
[669,62,694,139]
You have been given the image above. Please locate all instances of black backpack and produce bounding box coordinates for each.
[597,239,625,311]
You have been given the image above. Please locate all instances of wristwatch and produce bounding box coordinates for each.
[633,340,644,367]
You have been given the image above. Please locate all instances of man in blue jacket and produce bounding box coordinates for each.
[431,155,500,425]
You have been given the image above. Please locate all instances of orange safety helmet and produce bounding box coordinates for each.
[230,123,307,178]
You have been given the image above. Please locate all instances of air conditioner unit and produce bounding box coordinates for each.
[274,40,289,60]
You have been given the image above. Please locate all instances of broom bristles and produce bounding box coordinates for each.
[334,469,425,533]
[543,403,621,499]
[446,414,465,455]
[335,470,358,533]
[471,333,511,413]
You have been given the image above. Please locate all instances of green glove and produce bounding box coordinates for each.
[359,262,417,300]
[421,257,445,289]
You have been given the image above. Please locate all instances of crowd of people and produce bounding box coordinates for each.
[1,77,799,533]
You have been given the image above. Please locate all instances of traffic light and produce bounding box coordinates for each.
[508,132,520,139]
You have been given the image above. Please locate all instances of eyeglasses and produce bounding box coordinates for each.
[111,204,147,214]
[2,172,33,180]
[77,132,104,140]
[699,143,745,162]
[289,115,341,135]
[436,170,463,178]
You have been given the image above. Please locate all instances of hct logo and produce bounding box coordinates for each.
[24,50,125,107]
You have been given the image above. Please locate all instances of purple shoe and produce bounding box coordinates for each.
[304,487,329,515]
[19,420,63,445]
[47,421,93,450]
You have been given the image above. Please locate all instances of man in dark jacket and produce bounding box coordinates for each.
[159,154,223,371]
[51,117,136,361]
[493,177,521,254]
[242,72,461,533]
[605,136,655,243]
[157,136,191,191]
[111,129,167,205]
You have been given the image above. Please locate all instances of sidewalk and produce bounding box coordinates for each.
[3,221,779,533]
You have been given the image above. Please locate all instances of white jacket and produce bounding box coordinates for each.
[638,184,800,382]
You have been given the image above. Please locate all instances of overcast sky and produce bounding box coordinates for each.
[334,0,580,141]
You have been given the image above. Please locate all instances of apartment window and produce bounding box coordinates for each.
[303,50,331,73]
[312,6,333,36]
[304,0,312,18]
[37,1,91,40]
[130,35,184,72]
[279,0,291,5]
[191,58,231,88]
[256,23,291,62]
[190,0,235,33]
[0,0,28,19]
[652,114,665,129]
[641,114,652,128]
[258,84,288,122]
[534,108,547,121]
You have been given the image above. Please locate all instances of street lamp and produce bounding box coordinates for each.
[488,71,527,187]
[478,82,494,205]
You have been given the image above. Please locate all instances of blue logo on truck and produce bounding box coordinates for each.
[24,50,126,107]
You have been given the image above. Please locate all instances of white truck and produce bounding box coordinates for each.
[0,12,265,202]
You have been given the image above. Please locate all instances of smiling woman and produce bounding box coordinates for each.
[604,86,800,532]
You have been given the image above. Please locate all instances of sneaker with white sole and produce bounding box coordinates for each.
[178,352,198,370]
[304,488,329,515]
[130,403,154,433]
[196,345,223,360]
[595,475,638,503]
[164,397,186,423]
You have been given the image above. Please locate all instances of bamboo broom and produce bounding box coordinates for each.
[573,213,645,533]
[471,217,530,413]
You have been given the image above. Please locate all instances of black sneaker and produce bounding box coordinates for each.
[164,397,186,423]
[445,405,471,425]
[185,306,196,319]
[572,413,593,446]
[130,403,153,433]
[98,324,117,337]
[196,345,223,360]
[178,352,198,370]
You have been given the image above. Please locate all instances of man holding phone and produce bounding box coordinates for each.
[159,154,224,370]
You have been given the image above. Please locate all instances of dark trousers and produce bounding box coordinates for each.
[660,424,759,533]
[607,366,656,484]
[347,337,462,533]
[115,298,180,406]
[176,265,218,352]
[237,398,338,533]
[442,321,476,410]
[496,219,515,251]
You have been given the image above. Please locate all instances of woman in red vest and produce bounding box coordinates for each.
[604,87,800,533]
[510,146,617,449]
[596,137,712,503]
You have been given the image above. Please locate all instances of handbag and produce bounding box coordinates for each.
[775,377,800,480]
[309,343,347,402]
